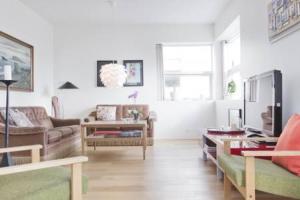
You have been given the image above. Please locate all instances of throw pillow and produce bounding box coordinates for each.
[9,109,34,127]
[96,106,117,121]
[272,114,300,176]
[0,109,16,126]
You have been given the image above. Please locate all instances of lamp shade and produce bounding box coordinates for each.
[100,64,127,88]
[58,81,79,89]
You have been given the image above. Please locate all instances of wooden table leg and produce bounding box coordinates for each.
[81,126,86,154]
[143,125,147,160]
[71,163,82,200]
[202,134,208,161]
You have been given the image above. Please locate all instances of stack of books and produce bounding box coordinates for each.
[204,144,217,159]
[120,130,142,138]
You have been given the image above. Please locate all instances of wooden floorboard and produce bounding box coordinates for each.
[75,140,293,200]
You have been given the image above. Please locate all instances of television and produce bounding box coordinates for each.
[244,70,282,137]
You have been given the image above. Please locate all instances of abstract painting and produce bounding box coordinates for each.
[123,60,144,87]
[0,31,34,91]
[268,0,300,42]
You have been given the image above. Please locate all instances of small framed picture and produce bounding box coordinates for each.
[123,60,144,87]
[97,60,117,87]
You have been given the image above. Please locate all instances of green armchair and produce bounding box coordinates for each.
[0,145,88,200]
[218,137,300,200]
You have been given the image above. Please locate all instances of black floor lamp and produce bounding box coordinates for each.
[57,81,79,118]
[0,79,17,167]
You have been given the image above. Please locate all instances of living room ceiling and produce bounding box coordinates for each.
[19,0,231,25]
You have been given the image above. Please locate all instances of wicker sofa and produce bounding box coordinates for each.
[87,104,156,146]
[0,107,81,162]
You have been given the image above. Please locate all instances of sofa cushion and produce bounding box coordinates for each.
[68,125,80,133]
[57,127,74,138]
[272,114,300,176]
[39,118,54,129]
[218,154,300,199]
[0,109,16,126]
[96,106,117,121]
[9,109,34,127]
[32,107,54,129]
[48,126,79,143]
[0,167,88,200]
[95,104,123,120]
[13,107,40,126]
[4,107,51,127]
[48,129,63,144]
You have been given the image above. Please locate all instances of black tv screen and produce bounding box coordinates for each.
[244,70,282,137]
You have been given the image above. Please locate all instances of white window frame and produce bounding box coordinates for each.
[157,43,214,101]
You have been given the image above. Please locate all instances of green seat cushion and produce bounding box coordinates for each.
[218,154,300,199]
[0,167,88,200]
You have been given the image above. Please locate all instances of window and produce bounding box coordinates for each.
[160,44,213,101]
[223,35,242,100]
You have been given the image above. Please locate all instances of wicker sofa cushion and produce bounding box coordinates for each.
[0,167,88,200]
[218,153,300,199]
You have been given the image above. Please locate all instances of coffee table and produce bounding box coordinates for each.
[80,120,148,160]
[202,132,247,178]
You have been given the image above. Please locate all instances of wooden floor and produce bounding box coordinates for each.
[79,140,292,200]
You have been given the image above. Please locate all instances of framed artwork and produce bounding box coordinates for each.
[123,60,144,87]
[97,60,117,87]
[268,0,300,42]
[0,31,34,92]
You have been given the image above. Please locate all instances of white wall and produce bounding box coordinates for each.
[215,0,300,127]
[0,0,54,113]
[53,24,216,139]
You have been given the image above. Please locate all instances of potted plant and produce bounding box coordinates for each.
[128,110,143,122]
[227,80,236,95]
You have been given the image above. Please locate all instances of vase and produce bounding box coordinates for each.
[133,113,139,122]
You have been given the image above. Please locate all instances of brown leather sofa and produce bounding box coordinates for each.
[88,104,156,146]
[0,107,81,162]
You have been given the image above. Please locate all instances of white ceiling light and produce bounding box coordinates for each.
[100,0,127,88]
[100,64,127,88]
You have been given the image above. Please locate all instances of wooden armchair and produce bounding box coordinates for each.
[219,137,300,200]
[0,145,88,200]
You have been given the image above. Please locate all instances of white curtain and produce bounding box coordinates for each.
[156,44,164,101]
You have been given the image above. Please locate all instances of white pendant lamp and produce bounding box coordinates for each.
[100,63,127,88]
[99,1,127,88]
